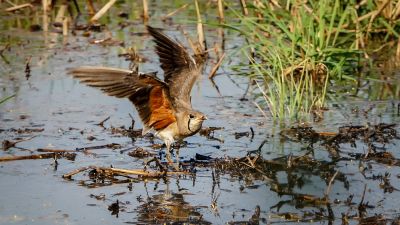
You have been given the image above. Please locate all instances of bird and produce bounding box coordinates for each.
[68,26,207,170]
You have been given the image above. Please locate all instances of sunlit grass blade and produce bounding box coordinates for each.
[0,94,15,105]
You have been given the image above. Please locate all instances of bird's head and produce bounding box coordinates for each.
[183,110,207,135]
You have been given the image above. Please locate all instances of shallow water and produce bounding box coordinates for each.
[1,1,400,224]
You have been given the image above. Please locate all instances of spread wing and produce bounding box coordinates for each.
[147,26,204,108]
[68,66,176,133]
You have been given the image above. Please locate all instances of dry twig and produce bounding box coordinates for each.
[0,152,75,162]
[37,148,76,153]
[324,170,339,198]
[208,53,225,79]
[194,0,206,51]
[62,166,190,180]
[217,0,224,23]
[5,3,33,12]
[96,116,110,127]
[142,0,149,21]
[161,4,188,20]
[91,0,117,22]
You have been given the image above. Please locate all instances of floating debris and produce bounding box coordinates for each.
[63,166,189,180]
[127,147,156,158]
[108,199,120,216]
[7,128,44,134]
[0,152,76,162]
[2,135,37,150]
[234,131,250,139]
[75,143,122,151]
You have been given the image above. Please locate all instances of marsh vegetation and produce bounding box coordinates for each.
[0,0,400,224]
[225,0,400,119]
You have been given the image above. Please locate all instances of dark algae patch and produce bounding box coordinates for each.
[1,1,400,225]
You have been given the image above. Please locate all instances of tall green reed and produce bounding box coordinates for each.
[225,0,399,119]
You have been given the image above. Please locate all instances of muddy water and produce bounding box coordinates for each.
[1,1,400,225]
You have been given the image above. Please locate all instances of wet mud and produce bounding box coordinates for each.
[1,1,400,225]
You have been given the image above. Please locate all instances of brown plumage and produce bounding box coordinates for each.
[68,26,207,170]
[147,86,176,130]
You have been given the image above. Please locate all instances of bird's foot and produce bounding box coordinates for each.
[166,157,180,171]
[144,157,168,172]
[171,162,180,172]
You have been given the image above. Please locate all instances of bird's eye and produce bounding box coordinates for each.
[189,114,195,119]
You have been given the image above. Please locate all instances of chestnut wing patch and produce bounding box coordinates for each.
[68,66,176,132]
[148,86,176,130]
[128,77,176,132]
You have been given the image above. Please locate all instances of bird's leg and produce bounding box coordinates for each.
[143,158,150,171]
[175,146,180,171]
[143,157,153,171]
[144,149,163,171]
[145,156,167,172]
[165,141,180,171]
[165,141,173,168]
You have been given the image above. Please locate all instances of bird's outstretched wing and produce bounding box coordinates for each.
[147,26,204,108]
[68,66,176,133]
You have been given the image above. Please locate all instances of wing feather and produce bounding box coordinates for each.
[147,26,205,107]
[68,66,176,132]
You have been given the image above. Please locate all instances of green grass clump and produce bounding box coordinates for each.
[225,0,400,119]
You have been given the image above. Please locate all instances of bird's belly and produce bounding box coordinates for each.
[155,122,180,143]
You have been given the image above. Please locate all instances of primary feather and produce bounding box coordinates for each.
[68,66,176,133]
[147,26,205,109]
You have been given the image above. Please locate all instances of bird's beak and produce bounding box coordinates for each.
[200,115,208,120]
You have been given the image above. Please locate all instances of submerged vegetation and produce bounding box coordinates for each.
[225,0,400,119]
